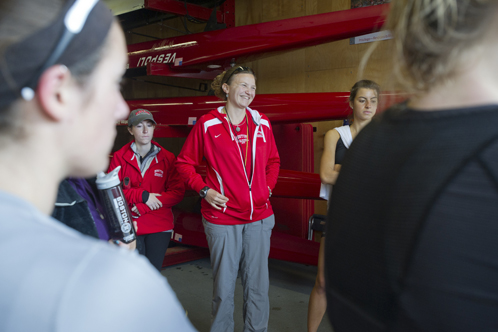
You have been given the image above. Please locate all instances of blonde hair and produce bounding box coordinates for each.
[211,66,256,100]
[364,0,495,94]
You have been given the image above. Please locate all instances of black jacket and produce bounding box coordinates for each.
[51,179,99,239]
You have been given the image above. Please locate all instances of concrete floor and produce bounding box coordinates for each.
[161,257,334,332]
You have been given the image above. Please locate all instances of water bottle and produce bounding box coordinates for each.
[96,166,136,244]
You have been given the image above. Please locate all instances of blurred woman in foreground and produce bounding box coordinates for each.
[325,1,498,331]
[0,1,195,330]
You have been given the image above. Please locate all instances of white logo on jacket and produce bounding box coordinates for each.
[154,169,164,177]
[235,134,248,144]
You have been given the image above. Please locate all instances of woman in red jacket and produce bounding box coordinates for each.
[109,109,185,271]
[176,66,280,332]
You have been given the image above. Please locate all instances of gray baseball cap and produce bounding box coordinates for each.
[127,109,157,127]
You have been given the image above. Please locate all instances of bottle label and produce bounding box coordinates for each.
[123,234,135,242]
[113,196,131,226]
[99,185,136,244]
[121,223,132,233]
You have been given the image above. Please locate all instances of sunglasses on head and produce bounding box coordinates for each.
[222,66,252,85]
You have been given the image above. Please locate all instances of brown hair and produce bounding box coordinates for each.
[383,0,496,94]
[348,80,380,122]
[0,0,109,138]
[211,66,256,100]
[349,80,380,103]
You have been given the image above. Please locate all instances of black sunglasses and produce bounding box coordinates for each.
[222,66,252,85]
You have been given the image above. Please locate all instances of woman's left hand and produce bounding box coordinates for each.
[205,189,229,210]
[146,193,162,210]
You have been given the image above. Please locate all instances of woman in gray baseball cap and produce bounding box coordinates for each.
[108,108,185,271]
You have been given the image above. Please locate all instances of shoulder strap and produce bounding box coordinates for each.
[334,125,353,148]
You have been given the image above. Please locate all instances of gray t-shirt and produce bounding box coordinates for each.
[0,190,197,332]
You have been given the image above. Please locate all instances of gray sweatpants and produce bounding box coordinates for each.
[202,215,275,332]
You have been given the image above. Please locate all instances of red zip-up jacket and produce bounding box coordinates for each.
[176,106,280,225]
[108,141,185,235]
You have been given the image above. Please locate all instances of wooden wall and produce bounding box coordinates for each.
[119,0,395,216]
[237,0,394,216]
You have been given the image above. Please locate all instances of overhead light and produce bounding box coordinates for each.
[207,64,221,69]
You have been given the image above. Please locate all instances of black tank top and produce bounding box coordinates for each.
[335,137,348,165]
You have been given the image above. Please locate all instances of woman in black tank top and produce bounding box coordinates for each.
[307,80,380,332]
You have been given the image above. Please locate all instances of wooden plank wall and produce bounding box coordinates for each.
[120,0,396,216]
[238,0,394,215]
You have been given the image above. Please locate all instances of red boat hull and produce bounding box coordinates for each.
[127,5,388,79]
[125,92,350,126]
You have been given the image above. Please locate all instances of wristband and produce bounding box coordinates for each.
[142,190,150,203]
